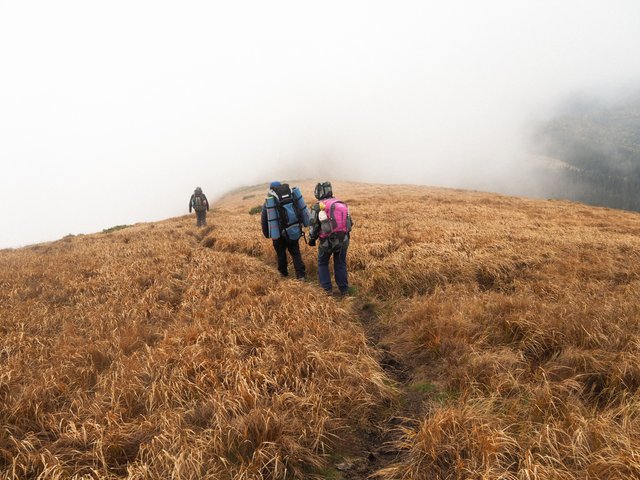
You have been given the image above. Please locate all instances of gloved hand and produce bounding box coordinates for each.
[308,238,316,247]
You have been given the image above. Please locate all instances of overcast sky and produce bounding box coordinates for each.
[1,1,639,247]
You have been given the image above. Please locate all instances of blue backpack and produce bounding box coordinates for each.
[268,184,309,241]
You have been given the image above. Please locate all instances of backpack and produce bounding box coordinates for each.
[319,198,352,252]
[271,184,303,241]
[193,194,207,212]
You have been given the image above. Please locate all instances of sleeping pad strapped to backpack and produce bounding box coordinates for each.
[266,184,309,241]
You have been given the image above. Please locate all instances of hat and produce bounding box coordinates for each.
[269,181,281,188]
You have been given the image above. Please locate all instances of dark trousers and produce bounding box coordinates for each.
[196,210,207,227]
[273,238,306,279]
[318,246,348,294]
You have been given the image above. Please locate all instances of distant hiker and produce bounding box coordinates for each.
[308,181,353,296]
[261,181,310,279]
[189,187,209,227]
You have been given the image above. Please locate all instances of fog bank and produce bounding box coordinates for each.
[1,1,640,247]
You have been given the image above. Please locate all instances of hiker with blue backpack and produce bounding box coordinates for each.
[261,181,310,279]
[308,182,353,296]
[189,187,209,227]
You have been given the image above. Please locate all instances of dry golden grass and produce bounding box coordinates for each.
[217,181,640,479]
[0,211,392,479]
[3,180,640,479]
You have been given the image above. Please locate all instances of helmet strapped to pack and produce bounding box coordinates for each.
[314,181,333,200]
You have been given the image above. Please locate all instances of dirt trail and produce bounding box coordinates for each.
[322,296,430,480]
[192,222,423,478]
[194,187,456,478]
[189,182,640,479]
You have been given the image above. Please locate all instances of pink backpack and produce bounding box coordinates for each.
[319,198,351,239]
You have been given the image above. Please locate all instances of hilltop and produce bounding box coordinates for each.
[2,181,640,479]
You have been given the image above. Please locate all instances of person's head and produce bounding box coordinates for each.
[194,187,202,195]
[314,181,333,200]
[269,181,281,189]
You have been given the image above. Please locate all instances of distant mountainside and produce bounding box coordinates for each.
[532,94,640,210]
[2,181,640,478]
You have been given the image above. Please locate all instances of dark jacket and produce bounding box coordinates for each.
[189,193,209,213]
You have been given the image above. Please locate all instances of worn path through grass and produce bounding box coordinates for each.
[213,180,640,480]
[4,180,640,478]
[206,183,459,478]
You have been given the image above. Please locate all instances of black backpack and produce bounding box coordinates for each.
[193,194,207,212]
[271,184,303,241]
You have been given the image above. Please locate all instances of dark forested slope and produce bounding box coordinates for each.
[533,94,640,210]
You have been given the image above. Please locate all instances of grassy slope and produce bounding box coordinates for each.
[0,203,392,479]
[2,181,640,479]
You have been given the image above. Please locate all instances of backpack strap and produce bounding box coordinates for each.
[329,202,338,230]
[291,196,304,225]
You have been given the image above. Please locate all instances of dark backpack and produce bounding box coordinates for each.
[271,184,303,241]
[193,194,207,212]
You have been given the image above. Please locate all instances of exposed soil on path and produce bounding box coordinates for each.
[321,296,435,480]
[191,223,417,479]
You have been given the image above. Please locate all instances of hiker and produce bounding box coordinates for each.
[308,181,353,296]
[261,181,310,279]
[189,187,209,227]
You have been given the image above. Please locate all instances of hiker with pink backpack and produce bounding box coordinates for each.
[308,181,353,296]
